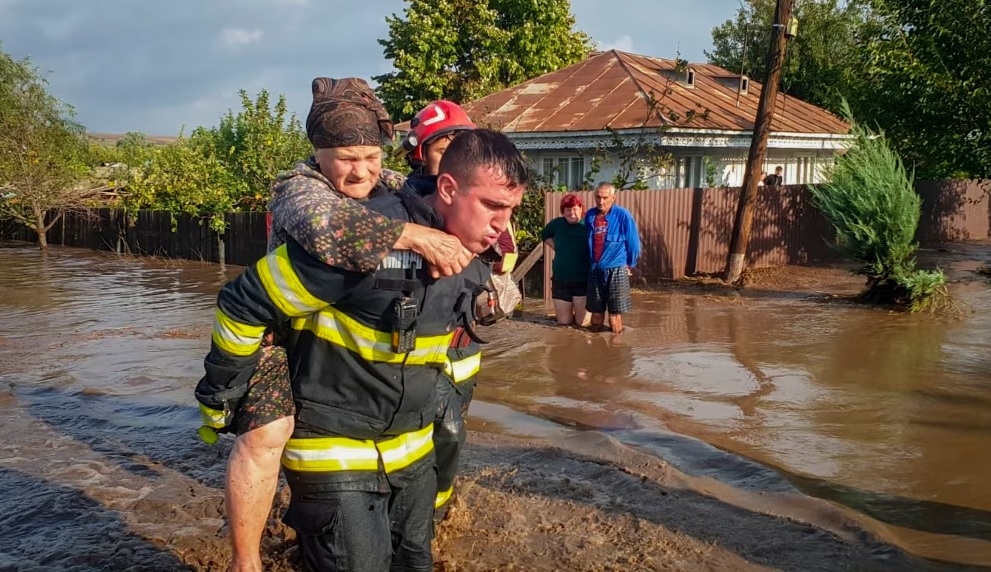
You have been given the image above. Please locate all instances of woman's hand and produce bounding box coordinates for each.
[397,224,475,278]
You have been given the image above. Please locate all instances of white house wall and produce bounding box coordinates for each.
[525,148,837,190]
[713,149,836,187]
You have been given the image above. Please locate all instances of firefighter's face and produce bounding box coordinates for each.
[437,166,524,254]
[315,146,383,199]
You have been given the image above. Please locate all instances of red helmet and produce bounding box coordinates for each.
[401,100,476,162]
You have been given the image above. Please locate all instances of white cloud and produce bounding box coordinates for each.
[219,28,264,48]
[597,35,637,54]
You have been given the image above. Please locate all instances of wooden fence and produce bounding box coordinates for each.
[0,209,269,267]
[543,180,991,285]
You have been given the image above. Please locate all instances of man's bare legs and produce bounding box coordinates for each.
[226,416,294,572]
[589,312,606,332]
[608,313,623,333]
[589,311,622,333]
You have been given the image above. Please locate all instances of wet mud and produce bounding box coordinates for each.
[1,242,990,571]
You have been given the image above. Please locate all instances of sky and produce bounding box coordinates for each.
[0,0,739,136]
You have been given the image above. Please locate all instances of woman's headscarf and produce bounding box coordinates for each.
[305,77,393,149]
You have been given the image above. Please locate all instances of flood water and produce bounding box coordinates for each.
[1,243,990,569]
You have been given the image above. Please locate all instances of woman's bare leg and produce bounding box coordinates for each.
[572,296,588,327]
[552,299,575,325]
[226,416,294,572]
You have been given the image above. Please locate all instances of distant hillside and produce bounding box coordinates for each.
[87,132,178,146]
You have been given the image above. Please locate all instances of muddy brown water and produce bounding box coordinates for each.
[1,243,989,570]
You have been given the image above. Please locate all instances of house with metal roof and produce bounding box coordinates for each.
[450,50,851,189]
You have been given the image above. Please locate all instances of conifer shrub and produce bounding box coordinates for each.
[810,102,950,312]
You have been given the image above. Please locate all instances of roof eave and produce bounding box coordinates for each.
[501,128,853,151]
[502,126,852,140]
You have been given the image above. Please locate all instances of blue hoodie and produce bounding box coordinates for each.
[585,205,641,271]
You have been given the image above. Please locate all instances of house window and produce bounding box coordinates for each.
[740,75,749,94]
[796,157,813,184]
[686,68,697,89]
[541,157,586,189]
[675,156,704,188]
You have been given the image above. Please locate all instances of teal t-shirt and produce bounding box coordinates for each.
[540,217,590,282]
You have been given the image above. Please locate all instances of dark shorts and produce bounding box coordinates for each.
[551,278,587,302]
[586,266,633,315]
[232,344,296,436]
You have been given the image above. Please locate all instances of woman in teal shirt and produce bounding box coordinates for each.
[540,193,591,326]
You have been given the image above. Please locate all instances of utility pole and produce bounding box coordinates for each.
[724,0,796,284]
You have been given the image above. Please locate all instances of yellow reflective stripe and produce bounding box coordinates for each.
[256,245,325,317]
[211,308,265,356]
[281,436,381,472]
[444,352,481,383]
[199,403,227,429]
[291,307,451,365]
[282,425,434,474]
[378,425,434,473]
[500,251,519,274]
[435,486,454,509]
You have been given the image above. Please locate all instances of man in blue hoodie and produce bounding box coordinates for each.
[585,182,641,333]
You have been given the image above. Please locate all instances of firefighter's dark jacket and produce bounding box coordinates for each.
[195,180,491,441]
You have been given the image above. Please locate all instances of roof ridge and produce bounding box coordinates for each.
[612,52,653,120]
[614,51,676,128]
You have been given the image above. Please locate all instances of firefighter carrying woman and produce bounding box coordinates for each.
[195,76,522,572]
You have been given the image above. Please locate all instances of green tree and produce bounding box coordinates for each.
[858,0,991,179]
[126,137,246,232]
[194,89,311,210]
[114,132,155,165]
[84,131,155,194]
[809,101,948,312]
[707,0,873,114]
[0,46,93,249]
[375,0,593,120]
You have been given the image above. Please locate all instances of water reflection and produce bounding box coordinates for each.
[545,329,633,387]
[479,286,991,564]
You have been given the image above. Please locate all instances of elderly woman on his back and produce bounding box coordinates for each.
[540,193,590,326]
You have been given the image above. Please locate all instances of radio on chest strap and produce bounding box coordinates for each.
[374,250,423,352]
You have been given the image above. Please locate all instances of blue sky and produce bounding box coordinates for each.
[0,0,738,136]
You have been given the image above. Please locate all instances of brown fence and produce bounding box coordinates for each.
[543,180,991,301]
[915,179,991,244]
[0,209,269,267]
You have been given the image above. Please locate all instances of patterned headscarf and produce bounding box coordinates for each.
[305,77,394,149]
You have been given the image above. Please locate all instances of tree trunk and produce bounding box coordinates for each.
[35,211,48,250]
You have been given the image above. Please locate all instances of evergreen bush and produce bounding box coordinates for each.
[810,101,950,312]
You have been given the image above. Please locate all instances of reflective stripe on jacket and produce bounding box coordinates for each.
[444,326,482,386]
[282,424,433,474]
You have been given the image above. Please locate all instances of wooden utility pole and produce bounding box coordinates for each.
[724,0,795,284]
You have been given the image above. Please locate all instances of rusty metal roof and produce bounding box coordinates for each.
[453,50,849,135]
